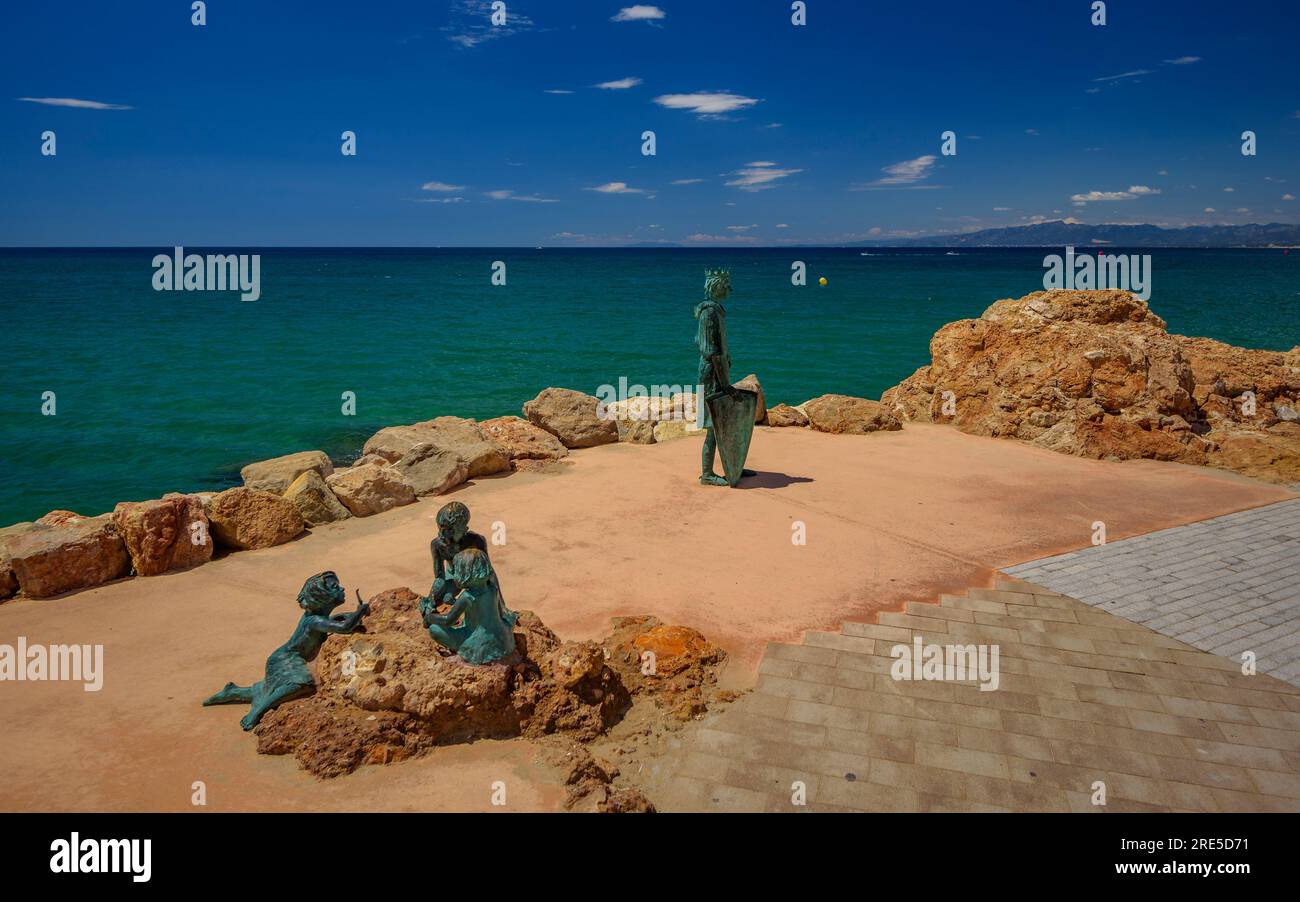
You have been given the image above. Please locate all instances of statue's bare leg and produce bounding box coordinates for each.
[700,428,727,486]
[240,684,311,731]
[203,681,255,706]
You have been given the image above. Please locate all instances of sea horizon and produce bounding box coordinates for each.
[2,245,1296,525]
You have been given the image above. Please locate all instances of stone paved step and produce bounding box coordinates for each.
[1006,498,1300,685]
[661,582,1300,813]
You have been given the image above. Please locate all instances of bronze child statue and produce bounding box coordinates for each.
[202,571,369,730]
[423,547,516,665]
[695,269,758,486]
[423,500,515,627]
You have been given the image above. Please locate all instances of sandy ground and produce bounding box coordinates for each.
[0,423,1292,812]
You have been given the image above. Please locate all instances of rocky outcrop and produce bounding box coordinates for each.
[1174,337,1300,482]
[4,516,130,597]
[207,487,306,550]
[112,494,213,576]
[240,451,334,495]
[389,443,469,496]
[252,589,728,792]
[602,617,727,722]
[801,394,902,435]
[363,417,508,478]
[282,470,351,527]
[523,388,619,449]
[326,465,417,517]
[767,403,809,428]
[879,289,1300,482]
[254,588,631,778]
[480,416,570,461]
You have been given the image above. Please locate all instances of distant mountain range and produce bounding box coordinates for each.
[872,221,1300,248]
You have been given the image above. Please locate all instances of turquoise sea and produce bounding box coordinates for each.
[1,247,1297,526]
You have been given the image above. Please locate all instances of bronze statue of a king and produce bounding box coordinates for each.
[695,269,757,487]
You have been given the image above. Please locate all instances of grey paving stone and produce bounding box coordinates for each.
[1004,499,1300,686]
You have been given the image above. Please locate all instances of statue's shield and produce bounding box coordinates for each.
[706,387,757,487]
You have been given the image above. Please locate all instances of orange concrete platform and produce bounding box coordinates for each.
[0,424,1291,811]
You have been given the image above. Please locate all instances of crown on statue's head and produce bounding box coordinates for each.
[704,269,732,296]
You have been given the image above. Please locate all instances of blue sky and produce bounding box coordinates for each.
[2,0,1297,246]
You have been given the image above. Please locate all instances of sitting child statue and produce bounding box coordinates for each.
[422,548,516,665]
[423,500,516,628]
[202,571,369,730]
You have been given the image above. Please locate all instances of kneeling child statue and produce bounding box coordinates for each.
[203,571,369,730]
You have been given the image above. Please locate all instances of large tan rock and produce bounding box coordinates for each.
[801,394,902,435]
[240,450,334,494]
[5,516,130,598]
[879,290,1300,481]
[616,418,657,444]
[767,403,809,427]
[523,388,619,449]
[390,443,469,496]
[653,419,705,442]
[207,487,306,550]
[282,470,351,527]
[733,374,767,424]
[112,495,213,576]
[480,416,569,461]
[36,510,90,527]
[363,417,508,478]
[326,464,416,516]
[1216,433,1300,483]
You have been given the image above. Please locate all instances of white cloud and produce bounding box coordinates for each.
[993,206,1011,212]
[443,0,533,48]
[1025,128,1039,135]
[727,224,757,231]
[853,154,939,190]
[586,181,646,194]
[596,77,642,90]
[421,181,465,193]
[1164,56,1201,65]
[683,232,761,244]
[653,91,760,116]
[16,96,131,110]
[1204,207,1216,213]
[1070,185,1161,203]
[544,89,574,94]
[1284,194,1296,201]
[724,160,802,191]
[417,197,467,204]
[612,5,666,21]
[484,189,557,203]
[671,178,705,185]
[1223,187,1235,192]
[775,223,789,228]
[764,122,783,129]
[1092,69,1153,82]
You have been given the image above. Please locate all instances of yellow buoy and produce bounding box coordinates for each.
[818,276,828,286]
